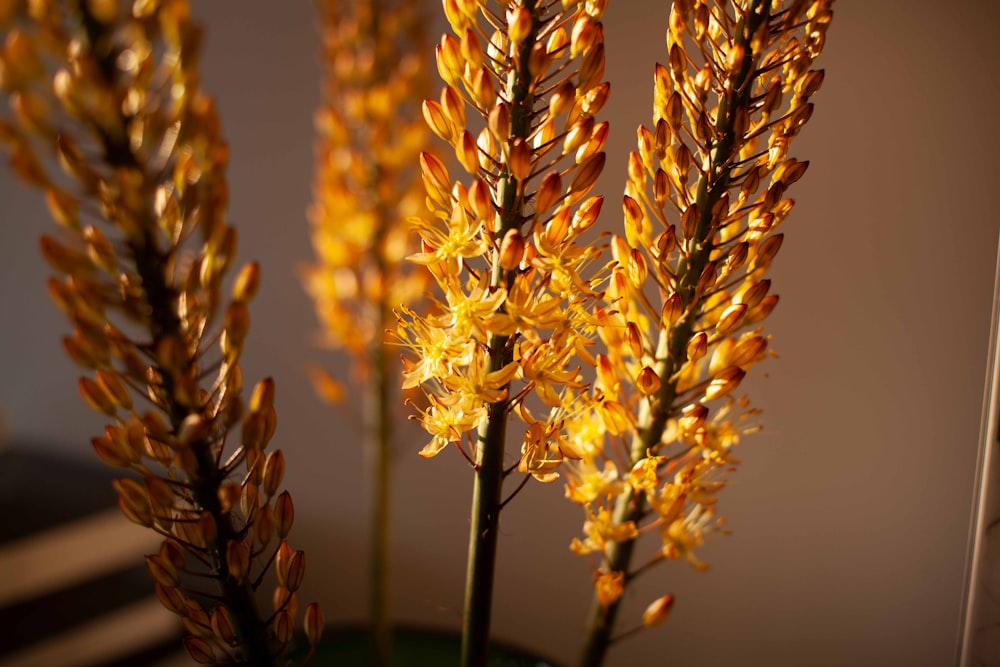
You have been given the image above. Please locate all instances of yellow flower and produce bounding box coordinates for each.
[415,396,487,459]
[570,508,639,556]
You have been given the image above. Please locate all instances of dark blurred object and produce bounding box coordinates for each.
[0,446,182,667]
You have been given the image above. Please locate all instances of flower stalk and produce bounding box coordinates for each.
[402,0,609,663]
[303,1,429,663]
[561,2,834,665]
[0,2,322,665]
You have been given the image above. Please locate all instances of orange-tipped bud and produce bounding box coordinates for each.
[636,366,661,395]
[488,103,510,142]
[716,303,747,335]
[508,138,531,183]
[440,85,465,130]
[233,261,261,302]
[680,203,699,240]
[687,332,707,362]
[471,67,497,110]
[549,81,575,117]
[662,292,683,327]
[564,116,594,154]
[210,606,237,645]
[194,511,217,549]
[286,550,306,592]
[507,6,533,44]
[40,235,88,275]
[678,403,708,433]
[226,539,250,583]
[183,636,215,664]
[249,377,275,415]
[255,504,275,546]
[92,435,130,468]
[275,541,293,586]
[262,449,286,498]
[705,366,745,401]
[535,171,563,216]
[642,594,675,627]
[79,376,116,416]
[753,233,784,269]
[304,602,325,647]
[155,582,187,616]
[572,195,603,233]
[223,301,250,346]
[456,130,479,174]
[113,478,152,527]
[217,482,241,515]
[423,99,452,141]
[96,370,131,411]
[144,475,175,509]
[274,609,293,645]
[275,490,294,538]
[420,152,451,207]
[145,554,179,587]
[499,228,525,271]
[82,225,116,273]
[568,152,605,199]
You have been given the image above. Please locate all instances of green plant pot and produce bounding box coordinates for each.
[289,625,560,667]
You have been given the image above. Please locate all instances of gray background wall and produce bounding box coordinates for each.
[1,1,998,665]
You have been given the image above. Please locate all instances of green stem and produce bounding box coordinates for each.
[578,4,767,665]
[367,329,393,667]
[460,4,538,665]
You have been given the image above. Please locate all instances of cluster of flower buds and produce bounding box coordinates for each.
[0,2,321,664]
[563,0,834,654]
[302,0,429,390]
[400,0,609,483]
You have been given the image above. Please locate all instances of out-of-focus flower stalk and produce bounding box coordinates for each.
[401,0,609,663]
[302,0,429,663]
[563,2,834,665]
[0,2,321,665]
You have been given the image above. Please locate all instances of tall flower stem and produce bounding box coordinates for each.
[578,3,769,665]
[0,2,325,664]
[305,1,430,662]
[461,3,539,665]
[367,176,394,667]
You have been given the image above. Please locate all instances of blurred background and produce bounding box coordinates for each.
[2,1,999,665]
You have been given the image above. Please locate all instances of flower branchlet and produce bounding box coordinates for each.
[566,2,834,664]
[301,1,430,665]
[0,2,321,665]
[400,0,609,663]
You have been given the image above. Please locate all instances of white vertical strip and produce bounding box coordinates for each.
[958,232,1000,665]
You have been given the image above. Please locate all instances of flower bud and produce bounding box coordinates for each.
[642,594,675,627]
[304,602,325,647]
[275,490,294,538]
[232,261,260,302]
[262,449,286,498]
[226,539,250,583]
[716,303,747,335]
[183,637,215,665]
